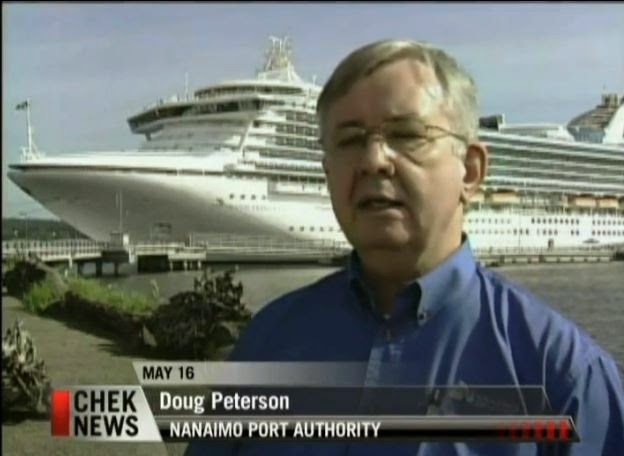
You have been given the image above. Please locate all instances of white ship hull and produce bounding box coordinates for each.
[8,159,345,245]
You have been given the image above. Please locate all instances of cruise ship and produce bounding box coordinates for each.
[8,37,624,251]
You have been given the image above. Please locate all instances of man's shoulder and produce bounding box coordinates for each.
[476,264,615,386]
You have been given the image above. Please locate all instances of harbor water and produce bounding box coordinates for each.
[97,261,624,376]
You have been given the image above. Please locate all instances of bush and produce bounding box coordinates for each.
[145,268,251,359]
[2,258,47,298]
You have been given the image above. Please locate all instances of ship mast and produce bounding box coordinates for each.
[16,99,40,161]
[185,72,189,100]
[257,36,302,83]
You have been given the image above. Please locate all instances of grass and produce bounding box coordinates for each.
[22,278,62,313]
[22,273,158,315]
[66,275,157,315]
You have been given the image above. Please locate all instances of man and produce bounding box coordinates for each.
[186,39,624,455]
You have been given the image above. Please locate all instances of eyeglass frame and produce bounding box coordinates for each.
[319,118,470,158]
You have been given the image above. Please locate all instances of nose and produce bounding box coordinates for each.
[357,134,396,176]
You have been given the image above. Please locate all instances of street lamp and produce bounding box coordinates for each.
[19,212,29,242]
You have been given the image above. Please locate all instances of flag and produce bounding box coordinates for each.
[15,100,29,110]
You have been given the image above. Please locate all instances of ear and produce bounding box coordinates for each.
[460,141,488,204]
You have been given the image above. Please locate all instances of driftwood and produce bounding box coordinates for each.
[2,320,51,416]
[42,292,148,339]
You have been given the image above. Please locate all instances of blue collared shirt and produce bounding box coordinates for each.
[185,239,624,455]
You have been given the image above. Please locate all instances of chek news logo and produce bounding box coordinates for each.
[51,386,160,441]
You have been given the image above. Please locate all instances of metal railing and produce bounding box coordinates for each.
[2,239,105,260]
[188,232,350,255]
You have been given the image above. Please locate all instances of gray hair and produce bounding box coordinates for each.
[317,39,479,146]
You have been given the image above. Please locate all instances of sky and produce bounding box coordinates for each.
[3,2,623,219]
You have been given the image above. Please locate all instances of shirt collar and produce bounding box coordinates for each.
[347,235,477,321]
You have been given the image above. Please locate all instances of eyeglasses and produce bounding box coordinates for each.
[323,119,468,159]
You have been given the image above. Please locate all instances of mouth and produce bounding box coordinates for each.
[356,196,405,211]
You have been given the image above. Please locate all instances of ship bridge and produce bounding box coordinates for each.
[568,93,624,145]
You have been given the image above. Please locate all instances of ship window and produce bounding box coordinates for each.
[289,226,294,232]
[310,227,315,232]
[241,195,245,200]
[230,194,234,199]
[251,195,256,200]
[320,227,324,232]
[300,226,304,232]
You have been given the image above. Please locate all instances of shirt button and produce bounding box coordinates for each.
[417,311,428,323]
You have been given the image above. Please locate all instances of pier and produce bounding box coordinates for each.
[473,246,622,267]
[1,235,353,275]
[2,237,623,275]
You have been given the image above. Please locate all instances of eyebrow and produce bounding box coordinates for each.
[334,112,427,130]
[386,112,427,123]
[334,119,365,130]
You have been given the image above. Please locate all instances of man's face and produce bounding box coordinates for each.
[322,59,466,255]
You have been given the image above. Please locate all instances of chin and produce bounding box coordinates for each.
[354,230,412,251]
